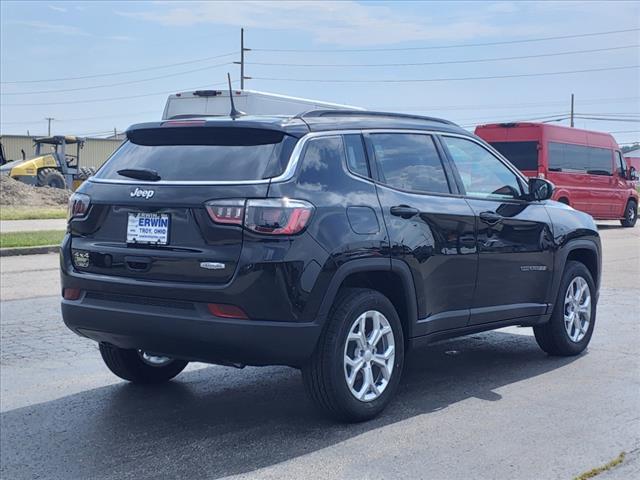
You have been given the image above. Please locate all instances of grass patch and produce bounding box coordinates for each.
[573,452,626,480]
[0,206,67,220]
[0,230,65,248]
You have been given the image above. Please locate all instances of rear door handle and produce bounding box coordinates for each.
[390,205,420,219]
[479,211,503,225]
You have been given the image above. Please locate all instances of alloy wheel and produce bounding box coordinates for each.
[343,310,395,402]
[563,276,591,343]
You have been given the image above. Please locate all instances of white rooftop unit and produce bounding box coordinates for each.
[162,89,363,120]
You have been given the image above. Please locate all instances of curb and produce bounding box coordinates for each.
[0,245,60,257]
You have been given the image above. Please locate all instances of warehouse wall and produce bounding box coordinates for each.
[0,135,122,169]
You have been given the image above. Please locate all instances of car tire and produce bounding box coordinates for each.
[37,168,66,189]
[99,343,188,384]
[533,261,596,356]
[620,199,637,227]
[302,288,404,422]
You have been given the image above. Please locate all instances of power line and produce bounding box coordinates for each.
[246,45,638,67]
[0,51,238,84]
[0,111,159,125]
[253,27,640,52]
[2,80,236,107]
[369,97,640,112]
[253,65,639,84]
[1,62,234,96]
[573,116,640,123]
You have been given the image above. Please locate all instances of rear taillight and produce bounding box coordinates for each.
[68,193,91,221]
[205,198,314,235]
[245,199,314,235]
[205,199,245,225]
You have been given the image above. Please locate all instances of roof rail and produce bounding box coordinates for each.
[297,109,458,126]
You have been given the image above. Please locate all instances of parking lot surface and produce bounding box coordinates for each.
[1,222,638,479]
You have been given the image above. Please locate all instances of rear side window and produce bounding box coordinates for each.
[489,141,539,171]
[369,133,450,194]
[548,142,612,174]
[95,127,297,182]
[343,134,369,177]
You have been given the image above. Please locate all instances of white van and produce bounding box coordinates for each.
[162,89,363,120]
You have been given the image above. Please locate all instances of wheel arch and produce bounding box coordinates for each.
[553,240,601,304]
[315,259,418,342]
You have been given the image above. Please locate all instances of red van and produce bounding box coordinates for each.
[475,123,638,227]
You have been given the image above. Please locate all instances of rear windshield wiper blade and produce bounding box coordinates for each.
[117,168,161,181]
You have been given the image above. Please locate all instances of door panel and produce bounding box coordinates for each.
[376,185,478,334]
[439,134,555,326]
[465,198,555,324]
[365,131,478,336]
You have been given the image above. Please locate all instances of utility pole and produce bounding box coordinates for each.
[45,117,54,136]
[114,127,117,138]
[234,28,251,90]
[570,94,574,127]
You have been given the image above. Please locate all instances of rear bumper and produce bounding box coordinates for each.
[62,295,320,367]
[60,234,322,367]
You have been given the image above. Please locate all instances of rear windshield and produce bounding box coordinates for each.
[95,127,298,182]
[489,141,539,172]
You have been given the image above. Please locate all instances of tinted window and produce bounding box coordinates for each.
[300,136,344,172]
[589,147,613,174]
[370,133,450,194]
[442,136,523,199]
[489,141,539,171]
[344,134,369,177]
[96,127,297,181]
[548,142,612,174]
[616,151,626,176]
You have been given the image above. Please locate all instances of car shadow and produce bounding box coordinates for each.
[0,331,581,479]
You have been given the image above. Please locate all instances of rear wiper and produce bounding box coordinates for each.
[117,168,161,181]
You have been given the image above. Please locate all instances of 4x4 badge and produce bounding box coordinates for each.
[130,187,155,199]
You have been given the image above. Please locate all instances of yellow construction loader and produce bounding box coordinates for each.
[0,136,95,190]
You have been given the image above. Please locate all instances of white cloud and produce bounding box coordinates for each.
[10,20,90,36]
[48,5,67,13]
[116,1,540,46]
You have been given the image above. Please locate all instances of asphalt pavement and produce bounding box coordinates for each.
[0,222,638,479]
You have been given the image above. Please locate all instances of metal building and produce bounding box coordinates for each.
[0,134,122,169]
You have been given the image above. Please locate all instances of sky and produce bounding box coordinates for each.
[1,0,638,146]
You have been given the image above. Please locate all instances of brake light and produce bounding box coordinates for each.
[68,193,91,220]
[245,199,314,235]
[205,198,314,235]
[207,303,248,319]
[161,120,206,127]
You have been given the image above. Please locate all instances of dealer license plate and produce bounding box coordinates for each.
[127,213,169,245]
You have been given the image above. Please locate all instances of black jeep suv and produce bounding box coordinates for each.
[61,111,601,421]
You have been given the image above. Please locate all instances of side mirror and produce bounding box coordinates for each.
[630,167,638,181]
[527,177,554,201]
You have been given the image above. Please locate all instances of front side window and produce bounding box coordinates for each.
[369,133,450,194]
[616,151,626,177]
[442,136,523,200]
